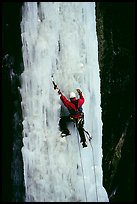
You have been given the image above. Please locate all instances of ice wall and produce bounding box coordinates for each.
[20,2,109,202]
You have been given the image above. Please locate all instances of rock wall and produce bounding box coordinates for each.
[95,2,135,202]
[2,2,25,202]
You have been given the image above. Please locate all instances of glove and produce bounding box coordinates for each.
[76,89,82,95]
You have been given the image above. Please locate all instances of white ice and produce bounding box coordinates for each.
[20,2,109,202]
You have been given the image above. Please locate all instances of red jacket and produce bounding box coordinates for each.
[60,92,84,118]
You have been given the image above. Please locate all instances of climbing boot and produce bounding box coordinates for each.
[61,130,71,137]
[82,142,87,148]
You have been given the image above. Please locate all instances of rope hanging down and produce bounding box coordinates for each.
[83,128,92,141]
[76,130,87,202]
[85,133,99,202]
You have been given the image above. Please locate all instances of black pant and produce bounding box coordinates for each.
[59,114,86,143]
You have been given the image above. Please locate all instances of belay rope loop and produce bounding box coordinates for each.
[76,129,87,202]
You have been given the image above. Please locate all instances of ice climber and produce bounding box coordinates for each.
[57,88,87,148]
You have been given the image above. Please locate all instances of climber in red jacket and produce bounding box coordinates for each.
[57,88,87,148]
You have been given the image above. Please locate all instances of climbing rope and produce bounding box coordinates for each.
[85,133,99,202]
[83,128,92,141]
[76,129,87,202]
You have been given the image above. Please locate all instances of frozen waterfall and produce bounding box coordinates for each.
[20,2,109,202]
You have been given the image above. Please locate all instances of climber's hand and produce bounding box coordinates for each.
[76,89,82,94]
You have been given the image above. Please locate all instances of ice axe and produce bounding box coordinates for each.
[51,75,61,95]
[51,75,58,90]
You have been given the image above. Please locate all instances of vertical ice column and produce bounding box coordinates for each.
[20,2,108,202]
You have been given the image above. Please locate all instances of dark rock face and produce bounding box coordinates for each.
[2,2,25,202]
[96,2,135,202]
